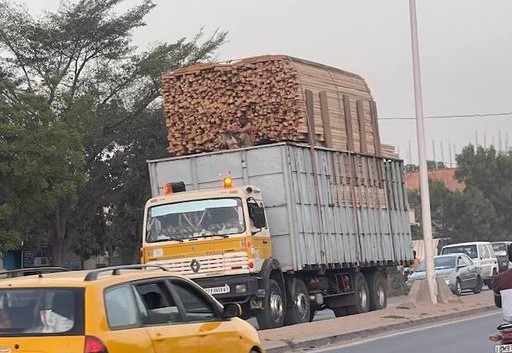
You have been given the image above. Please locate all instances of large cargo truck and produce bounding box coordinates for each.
[141,142,412,329]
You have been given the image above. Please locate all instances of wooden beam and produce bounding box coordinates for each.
[356,100,368,153]
[305,89,317,146]
[342,95,354,151]
[370,100,382,156]
[319,91,333,148]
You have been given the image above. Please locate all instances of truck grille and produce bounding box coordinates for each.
[148,251,249,278]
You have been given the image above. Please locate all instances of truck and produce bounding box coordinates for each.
[141,142,412,329]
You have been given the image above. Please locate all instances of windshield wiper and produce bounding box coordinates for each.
[150,237,184,243]
[191,234,229,240]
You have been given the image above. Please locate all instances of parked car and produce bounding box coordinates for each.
[0,264,265,353]
[406,253,483,296]
[492,241,512,273]
[440,241,498,286]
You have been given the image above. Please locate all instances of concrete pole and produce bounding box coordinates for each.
[409,0,437,304]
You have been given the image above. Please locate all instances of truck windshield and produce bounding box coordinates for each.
[146,197,245,243]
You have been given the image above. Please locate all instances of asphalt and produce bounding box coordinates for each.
[259,290,498,353]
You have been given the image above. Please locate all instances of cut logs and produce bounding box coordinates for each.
[161,55,398,159]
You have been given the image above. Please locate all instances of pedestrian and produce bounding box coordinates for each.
[224,114,255,148]
[492,243,512,322]
[411,250,421,270]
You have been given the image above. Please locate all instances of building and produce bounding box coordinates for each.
[405,168,465,192]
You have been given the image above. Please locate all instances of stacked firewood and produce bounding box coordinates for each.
[161,55,397,159]
[162,57,306,155]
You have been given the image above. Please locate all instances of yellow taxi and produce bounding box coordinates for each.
[0,264,265,353]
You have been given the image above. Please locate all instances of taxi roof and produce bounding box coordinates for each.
[0,265,183,289]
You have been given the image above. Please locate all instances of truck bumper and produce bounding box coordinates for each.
[194,274,262,304]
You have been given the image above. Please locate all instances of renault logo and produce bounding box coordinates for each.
[190,259,201,273]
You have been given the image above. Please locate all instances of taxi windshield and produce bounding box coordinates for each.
[146,197,245,242]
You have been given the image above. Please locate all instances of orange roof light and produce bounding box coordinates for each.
[163,183,173,195]
[223,176,233,188]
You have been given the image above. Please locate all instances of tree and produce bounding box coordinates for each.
[441,186,498,242]
[455,144,512,238]
[407,179,452,239]
[0,0,227,264]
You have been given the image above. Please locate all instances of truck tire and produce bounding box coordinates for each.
[332,307,348,317]
[347,272,370,315]
[256,279,285,329]
[284,279,311,325]
[368,271,387,311]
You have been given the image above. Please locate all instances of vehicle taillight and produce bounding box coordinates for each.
[140,248,145,263]
[85,336,108,353]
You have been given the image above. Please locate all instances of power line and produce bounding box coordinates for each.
[380,111,512,120]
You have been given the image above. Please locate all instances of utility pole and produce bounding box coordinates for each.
[409,0,437,304]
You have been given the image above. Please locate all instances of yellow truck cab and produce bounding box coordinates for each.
[141,143,413,330]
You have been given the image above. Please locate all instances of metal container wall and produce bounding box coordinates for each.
[147,143,412,271]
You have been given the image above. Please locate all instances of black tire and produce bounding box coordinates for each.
[368,271,387,311]
[284,279,311,325]
[454,278,462,296]
[347,272,370,314]
[309,308,316,322]
[256,279,285,330]
[333,307,348,317]
[473,275,482,294]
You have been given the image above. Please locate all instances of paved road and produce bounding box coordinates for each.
[308,311,500,353]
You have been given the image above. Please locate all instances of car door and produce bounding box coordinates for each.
[461,255,477,289]
[169,278,244,353]
[479,244,493,278]
[456,256,471,289]
[133,280,199,353]
[103,284,155,353]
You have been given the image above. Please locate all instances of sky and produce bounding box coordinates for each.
[22,0,512,165]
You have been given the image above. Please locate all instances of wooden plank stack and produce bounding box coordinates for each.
[161,55,398,159]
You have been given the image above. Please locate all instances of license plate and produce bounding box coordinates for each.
[204,284,231,295]
[496,344,512,352]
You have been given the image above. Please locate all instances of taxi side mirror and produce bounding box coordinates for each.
[222,302,241,319]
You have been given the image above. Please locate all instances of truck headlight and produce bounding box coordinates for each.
[444,278,450,286]
[235,284,247,294]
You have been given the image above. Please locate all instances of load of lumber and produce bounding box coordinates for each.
[161,55,397,158]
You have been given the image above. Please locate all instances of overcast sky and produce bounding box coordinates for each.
[23,0,512,165]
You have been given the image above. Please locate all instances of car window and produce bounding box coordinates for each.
[105,285,140,329]
[480,244,489,258]
[0,288,84,336]
[462,255,473,266]
[442,245,478,259]
[171,280,217,322]
[134,281,181,325]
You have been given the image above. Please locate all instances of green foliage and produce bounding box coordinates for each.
[441,186,498,242]
[0,0,227,265]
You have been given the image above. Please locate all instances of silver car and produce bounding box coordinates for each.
[406,253,483,296]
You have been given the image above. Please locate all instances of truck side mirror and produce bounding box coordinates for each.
[248,200,266,229]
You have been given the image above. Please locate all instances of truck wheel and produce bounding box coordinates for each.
[347,272,370,314]
[284,279,310,325]
[368,271,387,311]
[256,279,285,329]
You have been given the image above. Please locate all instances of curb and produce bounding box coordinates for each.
[265,305,498,353]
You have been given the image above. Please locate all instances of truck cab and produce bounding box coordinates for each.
[142,180,273,312]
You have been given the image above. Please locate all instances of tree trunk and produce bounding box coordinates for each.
[51,236,64,266]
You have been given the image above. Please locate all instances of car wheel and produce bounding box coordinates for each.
[455,278,462,296]
[473,275,482,294]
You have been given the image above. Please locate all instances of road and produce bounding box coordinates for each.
[308,311,500,353]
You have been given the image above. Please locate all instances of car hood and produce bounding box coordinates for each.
[409,268,454,281]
